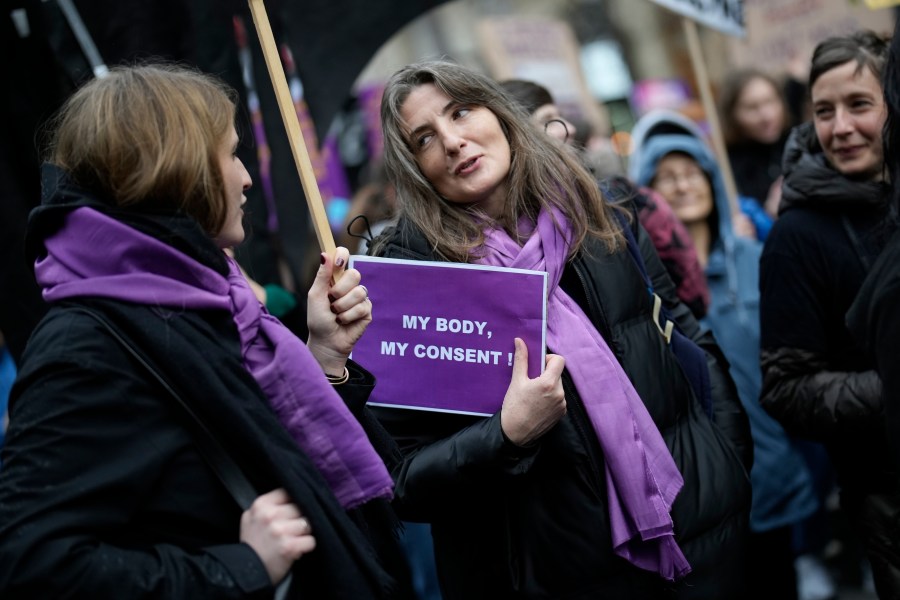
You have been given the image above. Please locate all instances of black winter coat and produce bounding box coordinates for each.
[369,213,752,600]
[0,174,410,599]
[847,229,900,470]
[759,122,895,492]
[759,121,900,598]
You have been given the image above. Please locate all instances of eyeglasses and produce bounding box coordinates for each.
[543,118,571,143]
[652,169,706,192]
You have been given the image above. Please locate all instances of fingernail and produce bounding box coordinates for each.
[328,294,336,303]
[335,257,345,268]
[330,305,338,314]
[335,317,342,324]
[320,253,326,265]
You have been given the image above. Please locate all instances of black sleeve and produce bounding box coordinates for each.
[337,360,403,471]
[0,314,273,599]
[858,278,900,461]
[370,406,540,522]
[636,220,753,469]
[847,238,900,461]
[759,346,882,441]
[759,228,882,442]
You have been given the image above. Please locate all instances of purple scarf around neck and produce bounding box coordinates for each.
[35,207,393,509]
[476,206,691,581]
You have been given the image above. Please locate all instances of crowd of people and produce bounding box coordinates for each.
[0,10,899,600]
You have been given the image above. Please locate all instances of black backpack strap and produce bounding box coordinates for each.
[72,306,257,510]
[73,306,298,596]
[612,211,714,420]
[613,210,674,342]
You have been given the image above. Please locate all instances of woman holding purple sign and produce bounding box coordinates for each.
[0,64,413,599]
[369,60,752,599]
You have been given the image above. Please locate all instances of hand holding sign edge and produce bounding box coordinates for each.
[500,337,566,446]
[307,247,372,376]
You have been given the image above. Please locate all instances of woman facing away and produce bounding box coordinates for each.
[631,109,819,599]
[759,30,900,597]
[0,64,412,599]
[368,59,752,600]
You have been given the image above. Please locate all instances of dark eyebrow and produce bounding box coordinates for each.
[407,99,457,142]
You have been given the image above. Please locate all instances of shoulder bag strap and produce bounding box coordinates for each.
[71,306,257,510]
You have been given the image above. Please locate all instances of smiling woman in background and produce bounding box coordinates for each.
[758,30,900,598]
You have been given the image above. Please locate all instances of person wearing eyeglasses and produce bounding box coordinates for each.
[633,108,819,600]
[497,79,577,145]
[499,79,712,319]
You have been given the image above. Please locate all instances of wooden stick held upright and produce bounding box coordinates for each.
[682,17,740,216]
[247,0,337,257]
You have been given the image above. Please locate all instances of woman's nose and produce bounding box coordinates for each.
[441,127,466,154]
[833,108,854,135]
[240,159,252,190]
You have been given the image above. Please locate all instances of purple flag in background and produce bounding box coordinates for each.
[349,256,547,416]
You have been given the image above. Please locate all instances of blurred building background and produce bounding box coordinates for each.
[356,0,896,144]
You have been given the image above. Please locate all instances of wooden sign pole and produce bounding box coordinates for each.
[247,0,337,256]
[681,17,740,216]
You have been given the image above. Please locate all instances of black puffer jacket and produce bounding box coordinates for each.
[760,122,894,492]
[369,213,751,599]
[0,169,410,599]
[760,121,900,598]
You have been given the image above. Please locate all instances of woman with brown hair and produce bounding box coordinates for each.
[368,59,752,599]
[0,64,410,599]
[719,68,793,222]
[759,30,900,598]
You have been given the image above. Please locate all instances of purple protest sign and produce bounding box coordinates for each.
[349,256,547,416]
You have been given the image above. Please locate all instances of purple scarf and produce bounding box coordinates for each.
[35,207,393,509]
[476,207,691,581]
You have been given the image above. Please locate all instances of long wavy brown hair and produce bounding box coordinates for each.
[375,60,622,262]
[46,63,238,237]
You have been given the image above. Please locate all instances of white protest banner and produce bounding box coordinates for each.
[349,256,547,416]
[728,0,895,73]
[647,0,745,37]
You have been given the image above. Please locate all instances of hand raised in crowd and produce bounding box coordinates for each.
[732,212,758,239]
[500,338,567,446]
[764,176,783,218]
[240,488,316,585]
[306,246,372,375]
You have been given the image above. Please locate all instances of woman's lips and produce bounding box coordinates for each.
[834,145,864,158]
[455,156,481,175]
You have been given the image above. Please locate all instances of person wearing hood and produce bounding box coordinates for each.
[759,30,900,598]
[0,64,413,599]
[633,111,819,600]
[499,79,711,318]
[629,108,772,241]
